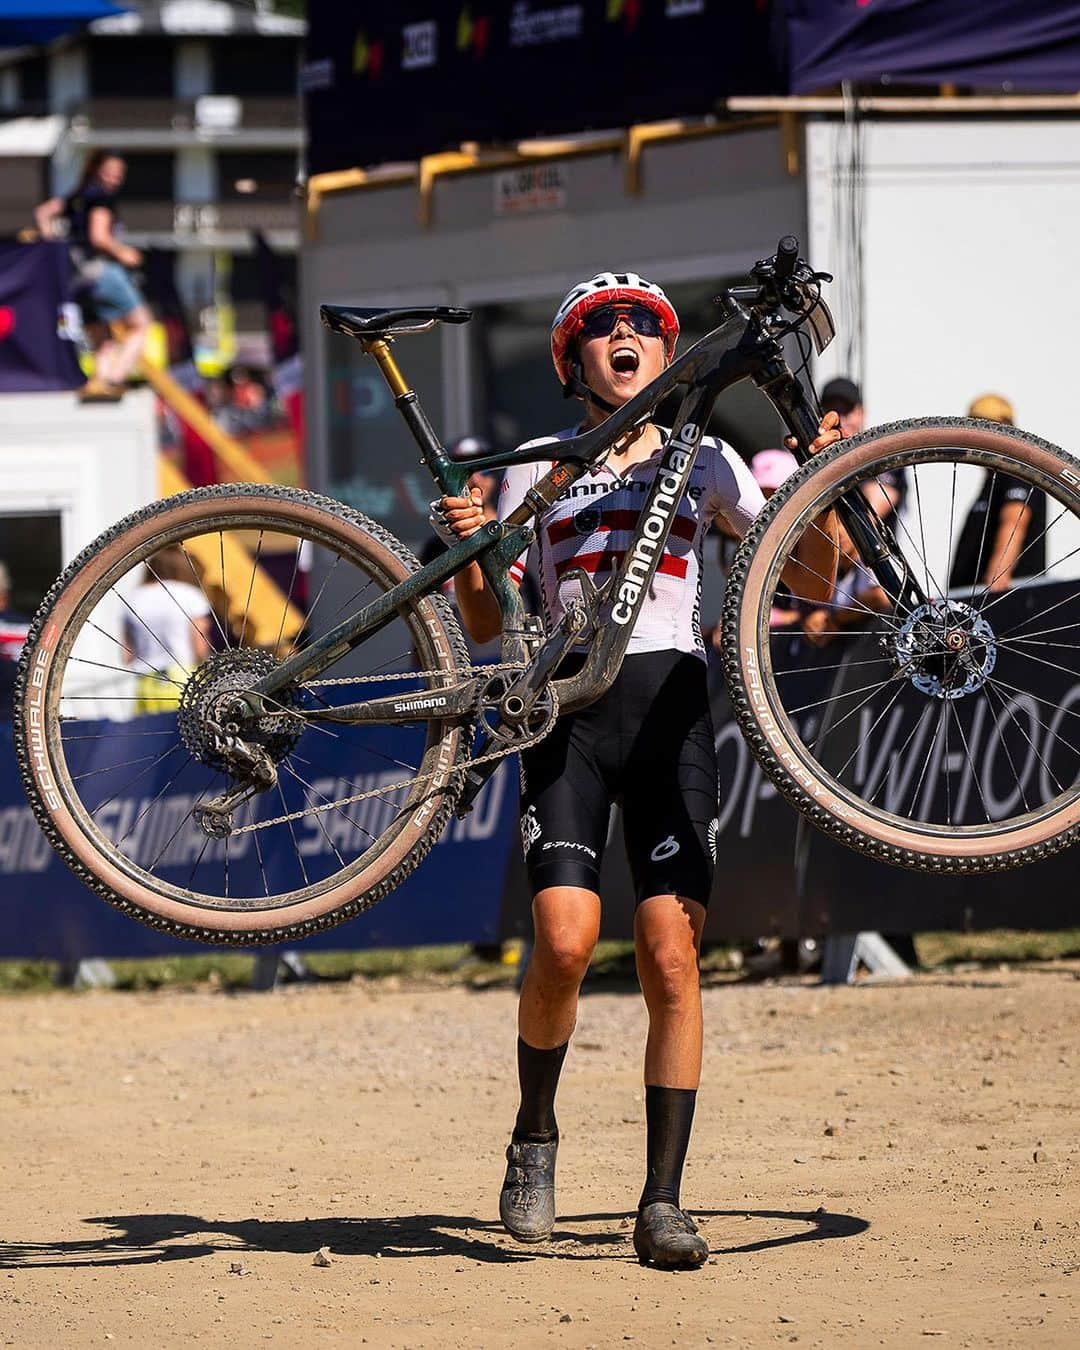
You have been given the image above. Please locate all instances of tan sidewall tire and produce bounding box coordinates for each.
[15,485,469,942]
[722,417,1080,873]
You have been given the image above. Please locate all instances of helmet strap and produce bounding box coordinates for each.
[562,358,619,416]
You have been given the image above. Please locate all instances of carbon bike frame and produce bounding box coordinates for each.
[244,303,927,723]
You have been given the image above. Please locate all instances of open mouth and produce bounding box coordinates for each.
[610,346,640,376]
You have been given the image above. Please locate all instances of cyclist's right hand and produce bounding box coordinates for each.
[430,488,485,543]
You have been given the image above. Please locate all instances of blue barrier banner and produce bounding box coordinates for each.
[0,719,517,961]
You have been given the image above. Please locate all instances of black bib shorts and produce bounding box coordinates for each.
[518,649,719,907]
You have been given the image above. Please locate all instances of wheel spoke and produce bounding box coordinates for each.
[238,529,264,648]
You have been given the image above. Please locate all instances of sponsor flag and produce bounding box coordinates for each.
[0,242,84,393]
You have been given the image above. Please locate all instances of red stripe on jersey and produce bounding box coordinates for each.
[547,508,695,547]
[554,549,688,580]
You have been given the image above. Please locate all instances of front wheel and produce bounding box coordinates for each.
[15,484,471,944]
[723,416,1080,872]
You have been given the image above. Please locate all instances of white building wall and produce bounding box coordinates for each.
[0,389,157,564]
[807,117,1080,582]
[808,118,1080,444]
[0,390,159,716]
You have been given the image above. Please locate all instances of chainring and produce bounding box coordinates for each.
[476,669,558,747]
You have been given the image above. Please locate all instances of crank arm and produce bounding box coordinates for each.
[455,616,581,820]
[496,602,588,726]
[305,678,479,725]
[454,759,501,820]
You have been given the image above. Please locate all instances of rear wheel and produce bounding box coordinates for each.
[723,417,1080,871]
[15,484,470,943]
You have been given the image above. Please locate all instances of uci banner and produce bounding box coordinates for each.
[0,243,84,394]
[782,0,1080,95]
[303,0,779,176]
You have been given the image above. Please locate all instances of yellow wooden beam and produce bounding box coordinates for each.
[305,164,417,240]
[139,358,273,485]
[303,116,776,222]
[157,455,304,647]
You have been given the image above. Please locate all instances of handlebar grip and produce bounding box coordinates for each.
[774,235,799,283]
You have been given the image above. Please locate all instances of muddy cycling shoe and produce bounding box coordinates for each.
[633,1202,709,1268]
[499,1137,557,1242]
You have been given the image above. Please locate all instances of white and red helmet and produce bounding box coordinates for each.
[550,271,679,386]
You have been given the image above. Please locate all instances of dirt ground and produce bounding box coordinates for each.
[1,963,1077,1349]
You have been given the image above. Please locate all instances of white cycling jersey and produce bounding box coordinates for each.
[497,425,765,660]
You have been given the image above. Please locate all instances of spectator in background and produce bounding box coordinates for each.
[750,448,802,630]
[216,366,278,437]
[228,364,267,412]
[122,547,213,714]
[949,394,1045,594]
[822,375,906,523]
[35,150,149,404]
[820,376,864,438]
[0,562,30,719]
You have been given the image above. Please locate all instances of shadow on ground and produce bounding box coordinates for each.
[0,1207,869,1271]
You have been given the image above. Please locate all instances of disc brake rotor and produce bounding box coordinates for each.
[893,599,997,700]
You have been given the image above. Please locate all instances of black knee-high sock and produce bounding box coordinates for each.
[639,1085,697,1210]
[513,1037,568,1143]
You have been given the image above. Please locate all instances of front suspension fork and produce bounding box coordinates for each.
[756,351,929,618]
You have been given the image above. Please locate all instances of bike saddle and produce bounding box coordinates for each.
[320,304,472,339]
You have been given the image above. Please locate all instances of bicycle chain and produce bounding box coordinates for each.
[228,661,546,836]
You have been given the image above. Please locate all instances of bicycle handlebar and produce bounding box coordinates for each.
[773,235,799,285]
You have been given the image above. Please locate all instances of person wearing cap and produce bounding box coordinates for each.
[431,272,841,1266]
[419,435,513,650]
[751,449,803,630]
[822,375,908,524]
[949,394,1045,593]
[820,377,864,439]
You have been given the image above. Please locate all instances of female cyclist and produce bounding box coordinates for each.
[434,273,840,1267]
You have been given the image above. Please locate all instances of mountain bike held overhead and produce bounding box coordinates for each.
[15,236,1080,961]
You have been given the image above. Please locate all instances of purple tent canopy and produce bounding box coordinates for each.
[783,0,1080,94]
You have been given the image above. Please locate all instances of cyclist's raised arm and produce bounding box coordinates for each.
[781,412,841,605]
[445,457,538,644]
[708,437,767,542]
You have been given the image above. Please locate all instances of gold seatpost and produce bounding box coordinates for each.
[364,339,410,398]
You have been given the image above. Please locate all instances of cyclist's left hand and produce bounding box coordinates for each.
[785,409,842,456]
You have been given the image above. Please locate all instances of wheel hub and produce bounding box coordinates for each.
[178,648,304,775]
[893,599,997,699]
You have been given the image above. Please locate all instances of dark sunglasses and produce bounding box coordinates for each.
[576,303,664,341]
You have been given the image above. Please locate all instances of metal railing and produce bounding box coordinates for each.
[70,95,300,132]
